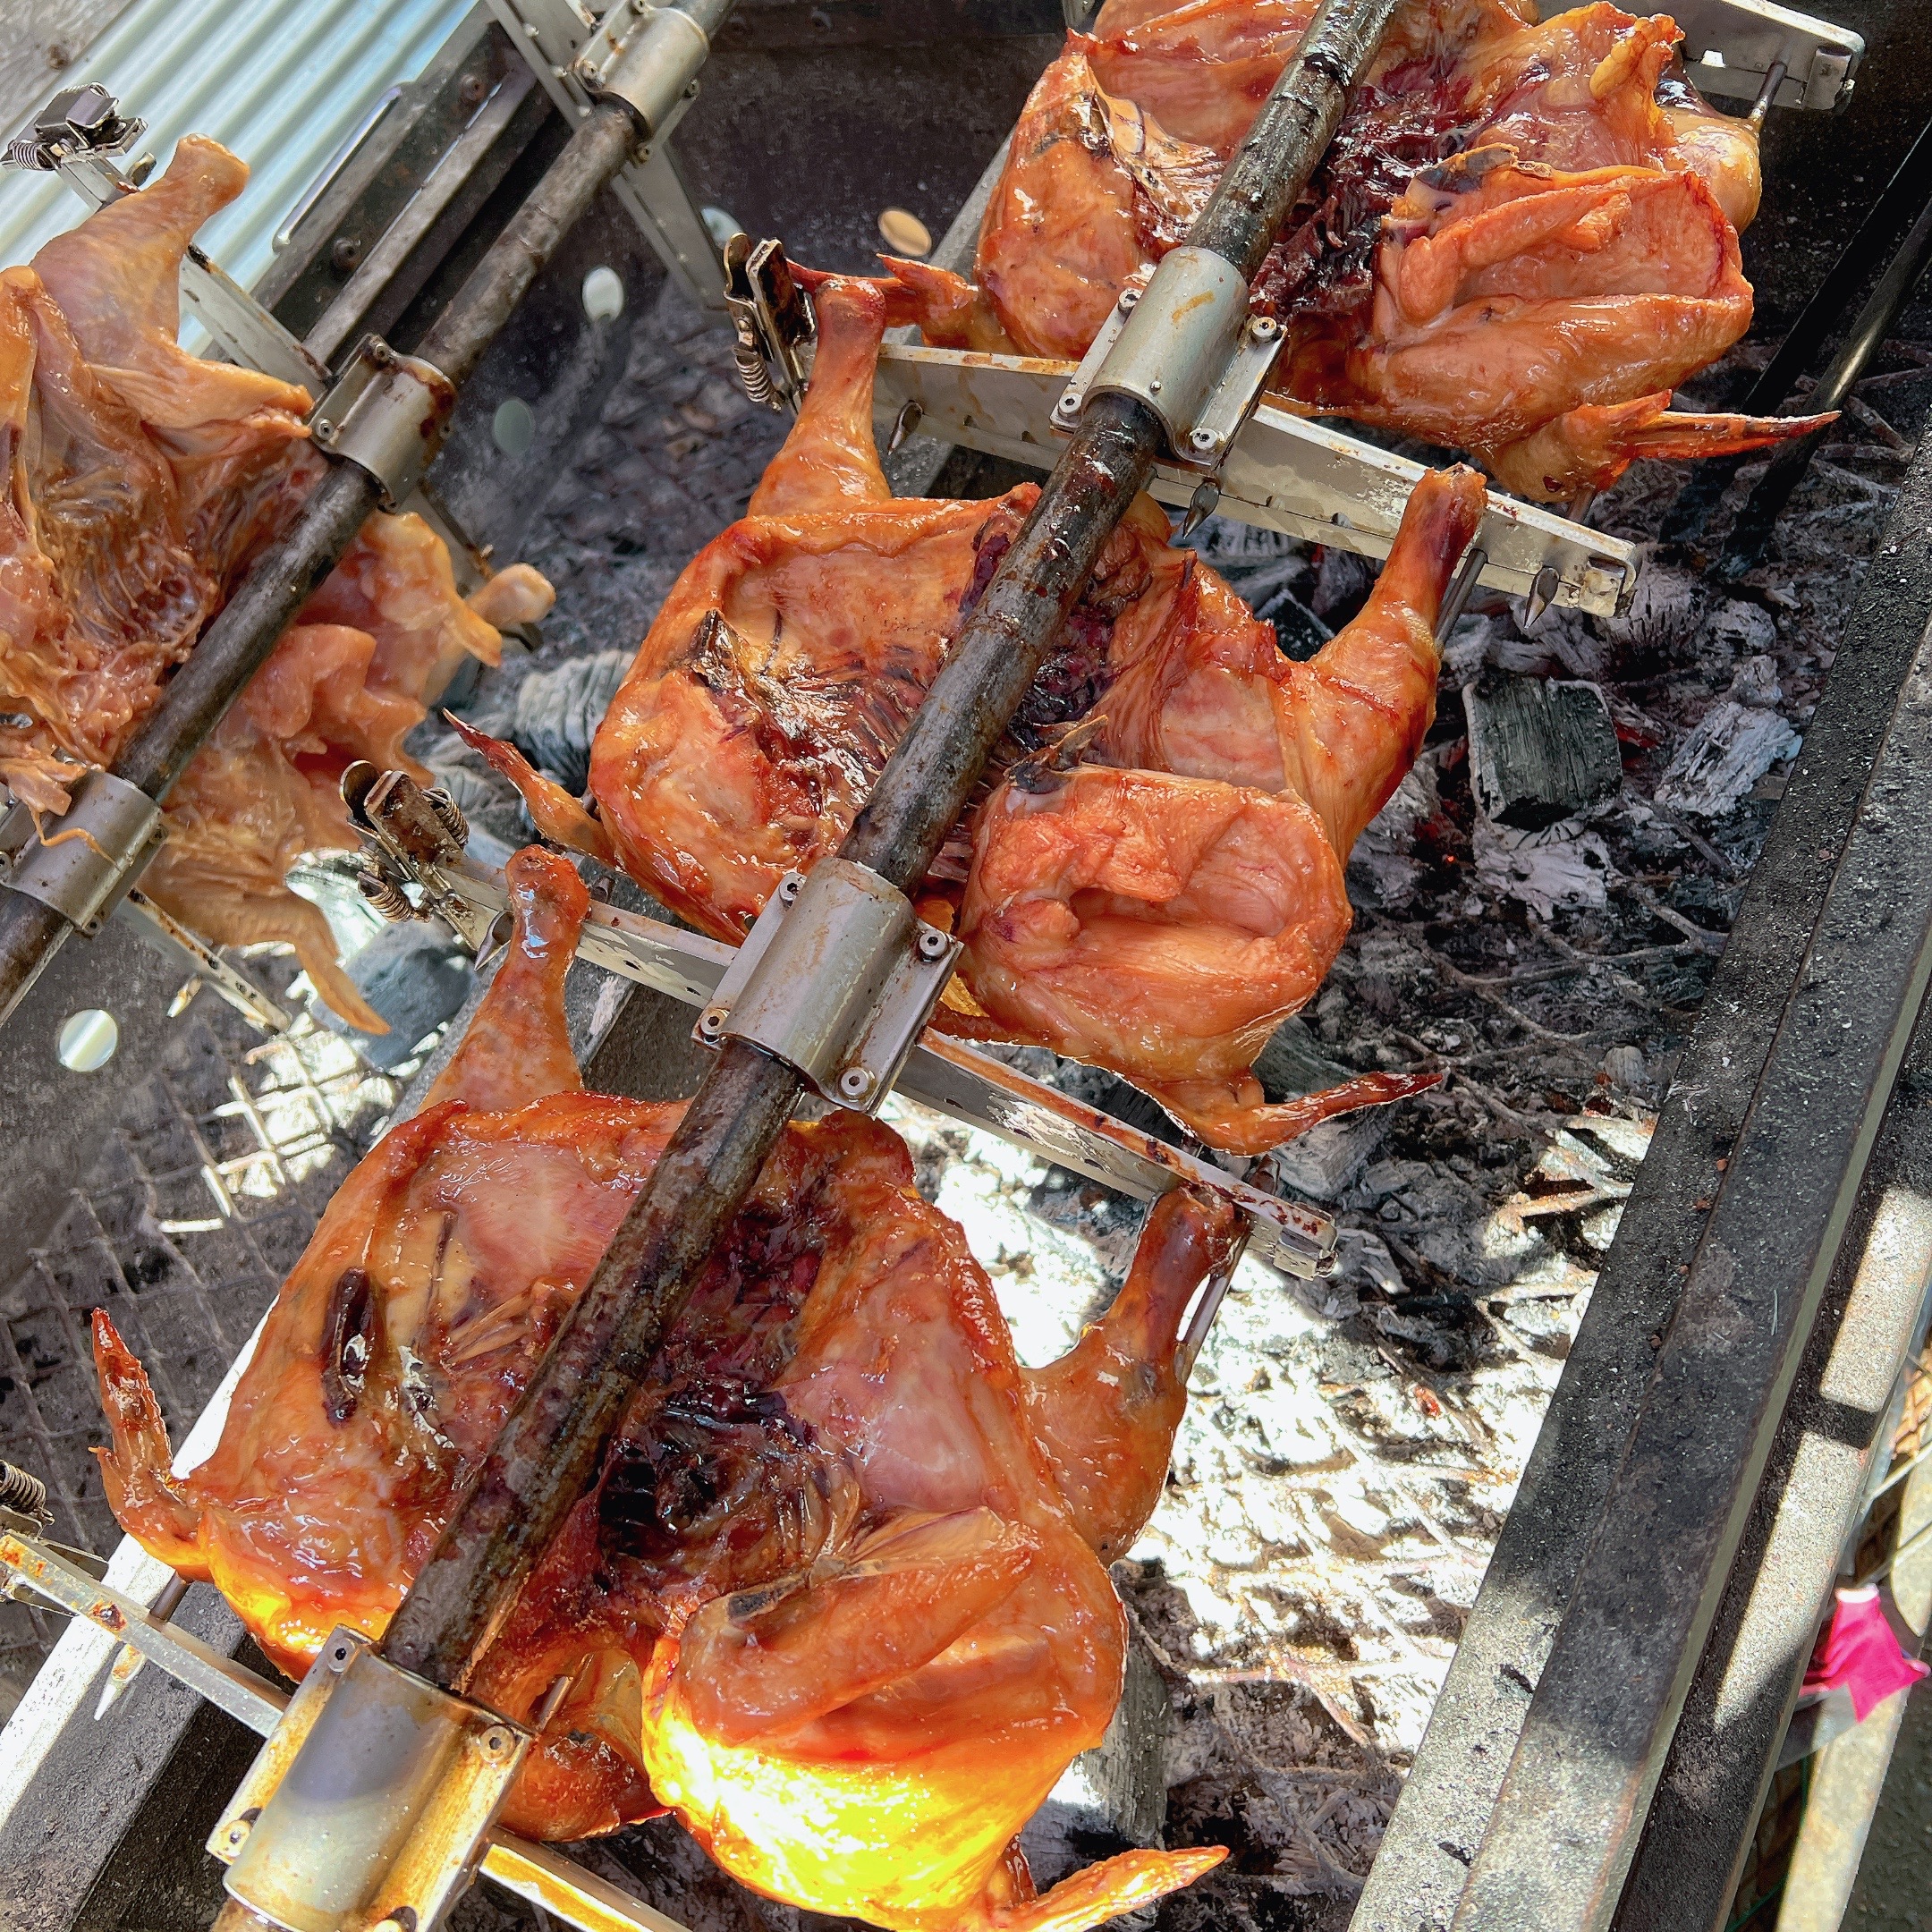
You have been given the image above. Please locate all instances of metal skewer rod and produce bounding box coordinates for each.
[0,0,735,1028]
[379,0,1409,1693]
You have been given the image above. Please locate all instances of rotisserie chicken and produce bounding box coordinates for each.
[95,843,1236,1930]
[0,136,553,1027]
[874,0,1829,499]
[462,275,1463,1150]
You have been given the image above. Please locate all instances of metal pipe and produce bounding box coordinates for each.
[412,100,636,389]
[0,43,686,1030]
[1717,178,1932,576]
[1665,112,1932,545]
[382,1041,805,1683]
[377,0,1406,1694]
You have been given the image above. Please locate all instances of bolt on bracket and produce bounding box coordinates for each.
[696,860,961,1111]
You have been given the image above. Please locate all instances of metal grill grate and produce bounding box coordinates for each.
[0,976,411,1720]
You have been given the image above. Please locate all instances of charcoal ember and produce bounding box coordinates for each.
[1653,654,1801,819]
[1473,821,1614,918]
[510,649,632,794]
[1464,673,1623,831]
[1348,763,1437,911]
[1597,550,1703,663]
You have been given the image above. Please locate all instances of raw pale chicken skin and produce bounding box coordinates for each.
[96,846,1234,1931]
[467,277,1457,1150]
[0,136,552,1025]
[877,0,1827,498]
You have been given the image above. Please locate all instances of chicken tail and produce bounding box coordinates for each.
[1488,393,1839,500]
[987,1845,1229,1931]
[89,1310,206,1571]
[1150,1067,1444,1157]
[444,713,617,867]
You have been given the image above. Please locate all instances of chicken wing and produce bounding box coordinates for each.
[95,843,1235,1930]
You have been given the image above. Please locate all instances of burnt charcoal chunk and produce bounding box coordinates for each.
[1464,673,1623,832]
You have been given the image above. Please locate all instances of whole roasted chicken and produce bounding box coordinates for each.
[464,275,1468,1150]
[878,0,1827,499]
[95,844,1236,1930]
[0,137,552,1026]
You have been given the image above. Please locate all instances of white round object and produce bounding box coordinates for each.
[581,265,625,322]
[877,208,933,258]
[57,1007,118,1072]
[491,396,536,456]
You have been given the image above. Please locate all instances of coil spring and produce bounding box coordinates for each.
[422,786,468,849]
[734,338,776,410]
[357,860,414,922]
[0,1460,48,1520]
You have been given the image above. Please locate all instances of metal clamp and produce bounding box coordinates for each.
[311,336,457,509]
[697,860,961,1111]
[211,1627,528,1932]
[579,0,710,142]
[2,83,143,171]
[724,234,816,413]
[0,768,165,935]
[1053,247,1282,471]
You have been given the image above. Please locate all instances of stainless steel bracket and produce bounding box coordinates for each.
[1054,249,1283,472]
[345,767,1336,1277]
[579,0,708,142]
[0,1523,698,1932]
[311,335,458,510]
[696,860,961,1110]
[1669,0,1862,109]
[873,342,1640,617]
[482,0,729,311]
[0,769,165,936]
[724,234,816,413]
[212,1628,529,1932]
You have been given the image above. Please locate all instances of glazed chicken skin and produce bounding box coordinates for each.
[466,275,1455,1151]
[95,845,1235,1930]
[0,136,552,1026]
[878,0,1825,499]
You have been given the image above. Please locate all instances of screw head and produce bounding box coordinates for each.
[481,1726,515,1757]
[225,1816,253,1847]
[699,1007,725,1037]
[1120,288,1139,309]
[1249,315,1279,340]
[838,1067,874,1101]
[917,928,948,961]
[779,872,805,903]
[1148,377,1163,394]
[1189,426,1217,451]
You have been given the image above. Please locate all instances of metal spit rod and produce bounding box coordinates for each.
[0,0,736,1028]
[380,0,1411,1696]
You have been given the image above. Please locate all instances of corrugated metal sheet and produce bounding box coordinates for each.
[0,0,477,297]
